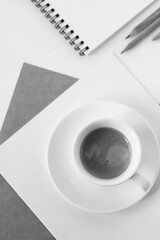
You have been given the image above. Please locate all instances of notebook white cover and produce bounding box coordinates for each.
[1,54,160,240]
[48,0,154,54]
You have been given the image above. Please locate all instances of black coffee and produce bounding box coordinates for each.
[80,128,132,179]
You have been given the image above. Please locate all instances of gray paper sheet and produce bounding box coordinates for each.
[0,63,78,239]
[0,63,78,145]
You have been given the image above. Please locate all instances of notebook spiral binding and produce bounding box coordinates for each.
[31,0,89,56]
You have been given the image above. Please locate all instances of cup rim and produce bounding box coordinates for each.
[73,118,141,186]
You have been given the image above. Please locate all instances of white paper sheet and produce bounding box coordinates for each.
[1,54,160,240]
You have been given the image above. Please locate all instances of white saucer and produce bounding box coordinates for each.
[47,101,160,213]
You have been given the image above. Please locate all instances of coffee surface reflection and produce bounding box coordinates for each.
[80,128,132,179]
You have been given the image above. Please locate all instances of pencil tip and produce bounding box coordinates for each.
[152,33,160,41]
[121,50,125,54]
[152,36,158,41]
[125,34,130,39]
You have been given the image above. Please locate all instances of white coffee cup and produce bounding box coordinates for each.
[73,119,141,186]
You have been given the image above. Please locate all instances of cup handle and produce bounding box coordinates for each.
[129,172,151,192]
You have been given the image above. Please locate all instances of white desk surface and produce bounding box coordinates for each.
[1,0,160,239]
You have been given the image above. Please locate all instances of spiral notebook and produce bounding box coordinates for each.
[31,0,154,56]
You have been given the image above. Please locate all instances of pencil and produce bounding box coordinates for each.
[122,17,160,54]
[126,7,160,39]
[152,32,160,41]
